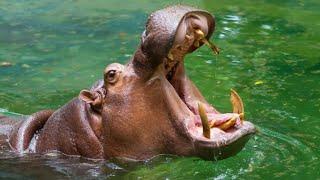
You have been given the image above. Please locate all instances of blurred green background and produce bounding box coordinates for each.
[0,0,319,179]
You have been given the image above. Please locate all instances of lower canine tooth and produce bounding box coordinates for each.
[239,113,244,120]
[198,102,210,139]
[230,89,245,121]
[218,116,237,131]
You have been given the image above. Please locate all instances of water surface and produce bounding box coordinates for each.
[0,0,319,179]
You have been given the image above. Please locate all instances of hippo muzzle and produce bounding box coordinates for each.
[135,5,256,160]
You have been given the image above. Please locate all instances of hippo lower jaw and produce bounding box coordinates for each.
[174,88,255,160]
[166,67,256,160]
[189,120,256,160]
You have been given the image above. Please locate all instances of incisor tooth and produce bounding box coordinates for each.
[217,116,237,130]
[230,89,245,121]
[167,51,174,61]
[185,34,192,39]
[198,102,210,139]
[195,29,205,38]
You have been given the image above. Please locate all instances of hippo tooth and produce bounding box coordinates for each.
[209,119,216,128]
[239,113,244,120]
[194,29,204,48]
[195,29,205,37]
[230,89,244,121]
[194,29,220,55]
[185,34,192,40]
[201,38,220,55]
[217,116,237,131]
[198,102,211,139]
[167,51,174,61]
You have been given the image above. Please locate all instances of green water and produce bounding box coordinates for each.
[0,0,319,179]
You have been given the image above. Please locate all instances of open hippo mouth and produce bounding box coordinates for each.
[164,33,255,159]
[153,9,256,160]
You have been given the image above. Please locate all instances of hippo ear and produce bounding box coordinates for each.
[79,90,103,111]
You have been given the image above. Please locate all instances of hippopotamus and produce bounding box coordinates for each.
[0,5,256,161]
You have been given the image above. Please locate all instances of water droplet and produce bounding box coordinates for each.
[261,24,273,30]
[0,61,12,67]
[22,64,31,68]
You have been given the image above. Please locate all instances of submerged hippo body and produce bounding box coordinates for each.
[1,5,255,160]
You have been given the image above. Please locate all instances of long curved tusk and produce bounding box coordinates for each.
[198,102,211,139]
[230,89,244,121]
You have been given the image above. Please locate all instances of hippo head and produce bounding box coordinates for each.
[79,6,256,160]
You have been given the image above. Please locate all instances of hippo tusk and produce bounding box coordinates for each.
[201,38,220,55]
[198,102,211,139]
[217,115,237,130]
[194,29,220,55]
[230,89,244,121]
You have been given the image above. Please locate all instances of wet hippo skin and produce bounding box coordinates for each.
[1,5,255,161]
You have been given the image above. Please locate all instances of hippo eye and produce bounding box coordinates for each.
[105,70,119,84]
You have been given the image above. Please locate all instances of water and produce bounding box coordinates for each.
[0,0,319,179]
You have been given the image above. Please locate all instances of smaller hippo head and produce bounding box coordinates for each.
[77,6,255,161]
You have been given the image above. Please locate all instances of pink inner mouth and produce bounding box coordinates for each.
[177,93,242,137]
[185,101,243,139]
[164,57,243,141]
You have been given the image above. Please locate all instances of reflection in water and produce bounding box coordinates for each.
[219,14,245,39]
[0,0,320,179]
